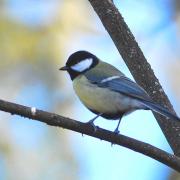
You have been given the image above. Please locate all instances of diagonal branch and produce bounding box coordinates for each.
[0,99,180,171]
[88,0,180,156]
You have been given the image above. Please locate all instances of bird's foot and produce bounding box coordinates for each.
[111,129,120,146]
[86,113,103,132]
[113,128,120,135]
[86,119,97,132]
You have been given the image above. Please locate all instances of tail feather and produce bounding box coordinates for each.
[140,100,180,122]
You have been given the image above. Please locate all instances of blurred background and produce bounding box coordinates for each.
[0,0,180,179]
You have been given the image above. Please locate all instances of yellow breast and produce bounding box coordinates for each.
[73,75,126,114]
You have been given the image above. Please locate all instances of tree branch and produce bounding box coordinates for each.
[88,0,180,156]
[0,99,180,171]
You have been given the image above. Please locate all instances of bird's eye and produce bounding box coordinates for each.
[71,58,93,72]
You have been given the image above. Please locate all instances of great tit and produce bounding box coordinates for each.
[60,50,180,133]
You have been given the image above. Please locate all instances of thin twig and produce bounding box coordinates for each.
[0,99,180,171]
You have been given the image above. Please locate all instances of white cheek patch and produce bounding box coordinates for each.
[71,58,93,72]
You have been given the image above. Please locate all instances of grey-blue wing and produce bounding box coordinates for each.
[85,72,150,101]
[101,76,150,101]
[85,71,180,121]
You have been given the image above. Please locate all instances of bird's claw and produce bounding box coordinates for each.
[113,128,120,135]
[110,129,120,146]
[86,120,97,132]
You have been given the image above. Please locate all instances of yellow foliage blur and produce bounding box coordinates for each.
[0,1,96,179]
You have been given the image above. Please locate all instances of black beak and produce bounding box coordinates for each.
[59,66,68,71]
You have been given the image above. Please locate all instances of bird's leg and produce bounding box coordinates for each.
[114,118,122,134]
[88,113,103,124]
[111,117,123,146]
[87,113,103,131]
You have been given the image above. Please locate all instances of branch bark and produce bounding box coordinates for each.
[0,99,180,171]
[88,0,180,156]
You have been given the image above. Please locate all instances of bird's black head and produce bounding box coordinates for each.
[60,51,99,80]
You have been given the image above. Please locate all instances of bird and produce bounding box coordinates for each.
[60,50,180,134]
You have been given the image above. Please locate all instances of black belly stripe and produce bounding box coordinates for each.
[88,108,125,120]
